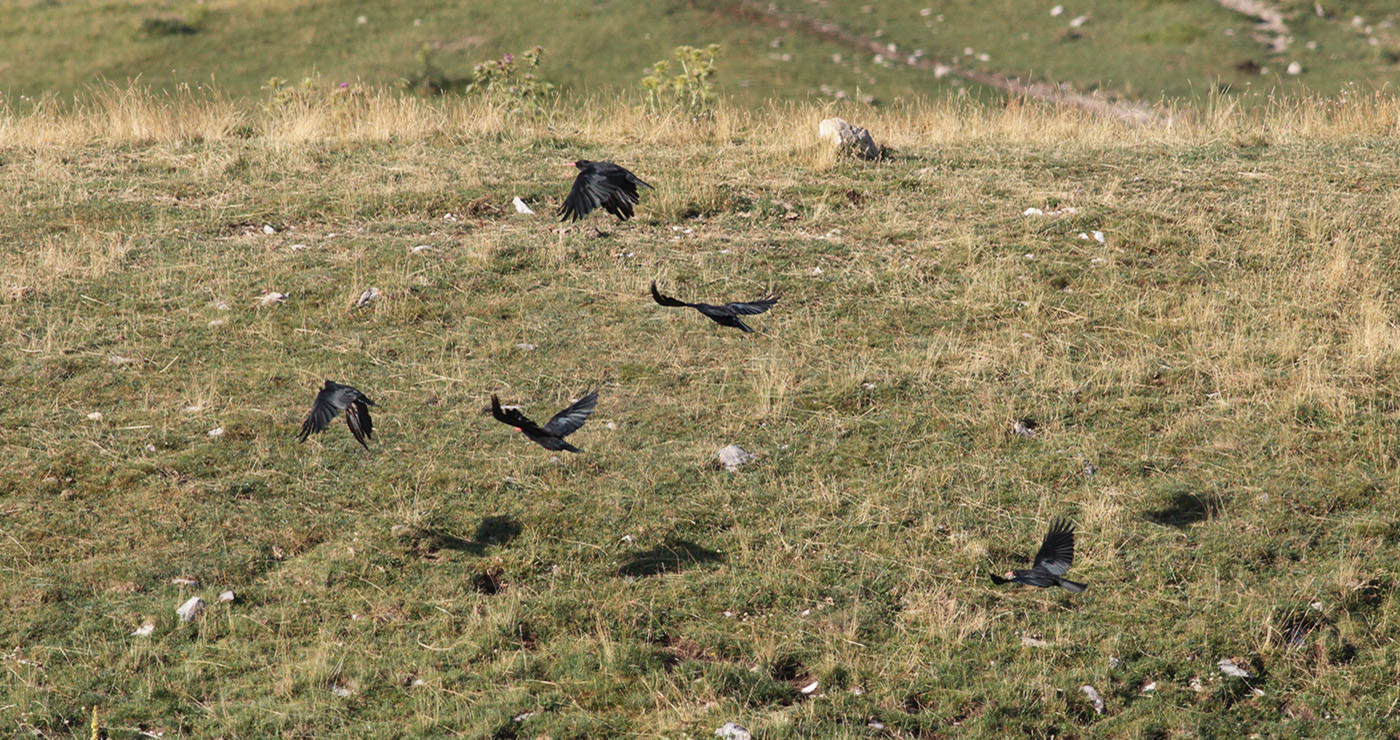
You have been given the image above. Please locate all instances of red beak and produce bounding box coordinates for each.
[564,161,578,167]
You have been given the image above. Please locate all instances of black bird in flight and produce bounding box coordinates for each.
[299,380,375,450]
[650,281,779,333]
[491,390,598,453]
[990,519,1087,593]
[558,160,652,223]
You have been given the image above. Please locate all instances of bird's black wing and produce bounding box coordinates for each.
[345,400,373,449]
[724,293,779,316]
[299,390,338,441]
[558,170,611,222]
[491,394,544,434]
[1032,519,1076,576]
[651,281,690,308]
[543,390,598,438]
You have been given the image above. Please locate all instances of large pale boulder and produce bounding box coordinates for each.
[818,118,879,160]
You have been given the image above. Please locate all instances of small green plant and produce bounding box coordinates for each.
[465,46,556,109]
[260,76,365,114]
[401,45,461,97]
[641,44,721,116]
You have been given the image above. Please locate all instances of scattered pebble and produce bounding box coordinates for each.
[1310,600,1323,611]
[331,683,354,697]
[512,197,535,215]
[715,722,751,740]
[412,244,433,254]
[1021,635,1048,648]
[208,319,226,327]
[1022,207,1044,216]
[1189,677,1205,692]
[716,445,754,472]
[132,623,155,637]
[1092,230,1105,244]
[1050,4,1064,15]
[216,302,230,311]
[355,15,367,24]
[207,427,224,438]
[259,292,288,306]
[176,596,204,622]
[289,243,307,251]
[218,590,236,603]
[443,213,459,222]
[799,680,820,695]
[1287,62,1303,75]
[811,267,823,275]
[1081,685,1105,714]
[605,421,617,430]
[1069,14,1089,28]
[516,343,537,351]
[108,354,133,365]
[512,712,535,723]
[1218,658,1251,678]
[170,576,198,587]
[1010,418,1039,438]
[145,444,157,452]
[1142,680,1157,692]
[262,224,276,235]
[87,411,104,421]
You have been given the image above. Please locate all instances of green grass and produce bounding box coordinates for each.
[9,0,1400,111]
[3,93,1400,737]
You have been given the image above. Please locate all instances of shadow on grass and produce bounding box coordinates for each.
[619,539,723,577]
[1143,490,1220,528]
[405,515,521,556]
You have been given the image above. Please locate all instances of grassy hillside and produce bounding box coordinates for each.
[4,90,1400,738]
[7,0,1400,109]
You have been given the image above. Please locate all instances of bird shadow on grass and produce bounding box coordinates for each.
[618,539,724,577]
[1143,489,1221,528]
[404,515,521,556]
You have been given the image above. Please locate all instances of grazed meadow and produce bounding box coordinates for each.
[3,87,1400,737]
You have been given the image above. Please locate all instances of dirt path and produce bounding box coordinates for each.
[720,0,1173,126]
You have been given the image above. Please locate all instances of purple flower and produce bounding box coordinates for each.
[339,82,349,88]
[503,53,513,64]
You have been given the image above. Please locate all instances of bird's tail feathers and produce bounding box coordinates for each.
[734,318,754,333]
[1057,578,1088,593]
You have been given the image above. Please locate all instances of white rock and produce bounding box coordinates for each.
[132,623,155,637]
[1092,230,1105,244]
[512,197,535,215]
[1050,4,1064,15]
[1287,61,1303,75]
[176,596,204,622]
[1189,677,1205,692]
[208,319,226,327]
[145,444,157,452]
[605,421,617,430]
[355,287,381,307]
[868,719,885,730]
[1218,658,1251,678]
[290,243,307,251]
[86,411,104,421]
[443,212,459,222]
[412,244,433,254]
[1142,680,1157,692]
[207,427,224,438]
[1023,207,1045,216]
[259,292,288,306]
[516,343,537,351]
[331,683,354,697]
[262,224,276,235]
[715,722,751,740]
[1081,685,1105,714]
[1020,635,1048,648]
[1069,14,1089,27]
[799,680,820,695]
[512,712,534,723]
[355,15,367,24]
[818,118,880,160]
[170,576,199,587]
[216,302,230,311]
[109,354,133,365]
[977,52,990,62]
[218,590,236,603]
[716,445,754,472]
